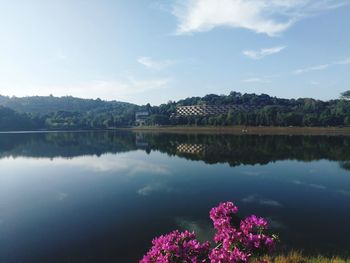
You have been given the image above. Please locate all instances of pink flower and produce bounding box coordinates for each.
[141,201,278,263]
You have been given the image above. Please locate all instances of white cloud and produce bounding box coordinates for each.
[294,56,350,74]
[293,64,329,74]
[334,57,350,65]
[55,53,67,61]
[172,0,347,36]
[243,46,286,59]
[309,81,319,85]
[138,56,176,70]
[0,76,172,101]
[241,77,270,83]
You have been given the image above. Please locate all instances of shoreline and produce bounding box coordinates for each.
[0,126,349,136]
[125,125,350,136]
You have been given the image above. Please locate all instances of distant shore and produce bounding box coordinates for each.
[0,126,350,136]
[126,125,350,136]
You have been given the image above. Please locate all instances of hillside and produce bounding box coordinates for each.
[0,92,349,130]
[152,92,350,127]
[0,95,135,115]
[0,95,138,130]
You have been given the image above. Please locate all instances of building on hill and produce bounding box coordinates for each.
[135,111,149,126]
[176,104,251,117]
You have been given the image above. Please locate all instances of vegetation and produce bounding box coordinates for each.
[0,91,349,130]
[154,92,350,127]
[262,251,350,263]
[0,95,137,130]
[141,201,277,262]
[340,90,350,101]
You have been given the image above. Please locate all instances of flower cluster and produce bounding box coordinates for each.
[209,202,276,262]
[141,201,277,263]
[140,230,210,263]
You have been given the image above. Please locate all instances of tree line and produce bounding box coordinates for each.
[148,91,350,127]
[0,91,349,130]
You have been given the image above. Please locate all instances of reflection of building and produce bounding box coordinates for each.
[177,144,207,154]
[176,143,233,158]
[135,111,149,126]
[135,133,149,148]
[176,104,250,116]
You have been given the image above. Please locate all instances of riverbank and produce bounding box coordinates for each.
[127,126,350,136]
[263,251,350,263]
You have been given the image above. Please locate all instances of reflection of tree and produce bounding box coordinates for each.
[0,131,137,159]
[144,133,350,169]
[1,132,350,171]
[339,161,350,171]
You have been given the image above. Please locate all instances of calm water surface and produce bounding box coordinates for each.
[0,131,350,262]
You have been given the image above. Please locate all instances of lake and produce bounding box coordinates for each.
[0,131,350,262]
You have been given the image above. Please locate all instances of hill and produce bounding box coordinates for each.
[0,95,135,115]
[0,95,137,130]
[0,92,349,130]
[152,92,350,127]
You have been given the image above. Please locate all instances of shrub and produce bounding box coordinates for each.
[141,201,278,263]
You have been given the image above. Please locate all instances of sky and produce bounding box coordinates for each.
[0,0,349,105]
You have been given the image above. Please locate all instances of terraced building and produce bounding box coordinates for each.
[176,104,251,116]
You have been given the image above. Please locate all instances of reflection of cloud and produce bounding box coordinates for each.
[137,182,173,196]
[0,154,170,176]
[293,180,327,190]
[309,184,326,190]
[242,195,283,207]
[266,217,287,230]
[336,190,350,197]
[175,218,214,243]
[241,171,262,176]
[56,192,68,201]
[128,161,170,176]
[293,180,350,198]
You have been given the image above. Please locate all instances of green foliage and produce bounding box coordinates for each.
[0,92,350,130]
[0,106,44,130]
[153,92,350,127]
[340,90,350,100]
[0,95,138,130]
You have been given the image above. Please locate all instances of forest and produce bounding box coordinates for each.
[0,91,349,131]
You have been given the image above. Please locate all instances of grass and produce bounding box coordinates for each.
[261,252,350,263]
[128,125,350,136]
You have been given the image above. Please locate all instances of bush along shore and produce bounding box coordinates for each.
[261,251,350,263]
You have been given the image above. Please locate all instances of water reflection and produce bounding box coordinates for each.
[0,131,350,262]
[1,131,350,170]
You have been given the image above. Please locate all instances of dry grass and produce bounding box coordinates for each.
[261,251,350,263]
[128,125,350,136]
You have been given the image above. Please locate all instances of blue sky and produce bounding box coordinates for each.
[0,0,349,105]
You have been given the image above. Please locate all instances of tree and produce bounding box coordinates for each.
[340,90,350,100]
